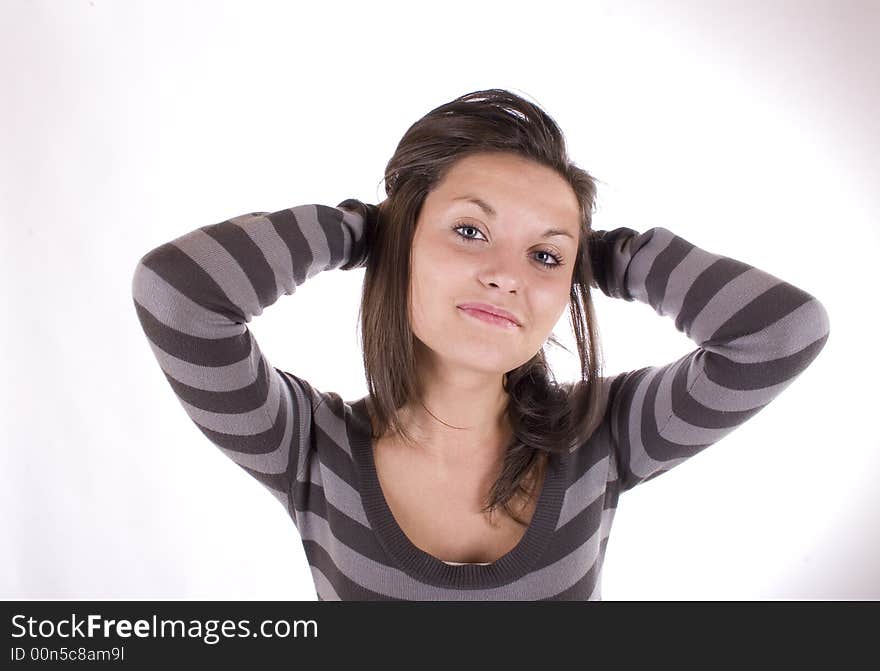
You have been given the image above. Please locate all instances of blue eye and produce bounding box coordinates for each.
[453,224,484,241]
[451,224,565,269]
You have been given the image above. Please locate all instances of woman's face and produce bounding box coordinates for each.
[408,151,582,379]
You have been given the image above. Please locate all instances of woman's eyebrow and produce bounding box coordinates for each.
[452,194,575,239]
[453,195,498,217]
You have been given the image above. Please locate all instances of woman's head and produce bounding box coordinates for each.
[407,150,581,390]
[350,88,606,524]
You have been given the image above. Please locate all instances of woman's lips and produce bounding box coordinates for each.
[458,307,520,329]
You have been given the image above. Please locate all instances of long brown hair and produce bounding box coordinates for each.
[340,88,606,526]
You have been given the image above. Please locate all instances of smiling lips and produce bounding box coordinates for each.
[457,303,522,329]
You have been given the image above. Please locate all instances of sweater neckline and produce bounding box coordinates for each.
[347,396,568,589]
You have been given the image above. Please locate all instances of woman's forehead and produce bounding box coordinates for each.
[434,155,580,221]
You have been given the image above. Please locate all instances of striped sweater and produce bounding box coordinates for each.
[131,202,830,600]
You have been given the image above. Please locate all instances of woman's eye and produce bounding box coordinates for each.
[534,250,564,267]
[450,224,565,269]
[454,224,486,241]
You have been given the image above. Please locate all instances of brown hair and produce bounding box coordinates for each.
[341,88,606,526]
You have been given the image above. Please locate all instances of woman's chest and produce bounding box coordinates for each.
[372,443,542,564]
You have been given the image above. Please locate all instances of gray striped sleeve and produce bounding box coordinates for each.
[594,226,831,492]
[130,204,369,523]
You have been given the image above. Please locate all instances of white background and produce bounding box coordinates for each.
[2,0,876,600]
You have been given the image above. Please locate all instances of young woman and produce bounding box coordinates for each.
[131,89,830,600]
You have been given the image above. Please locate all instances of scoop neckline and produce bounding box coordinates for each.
[347,395,568,589]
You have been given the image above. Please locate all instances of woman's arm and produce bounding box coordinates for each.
[586,225,831,493]
[130,203,370,525]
